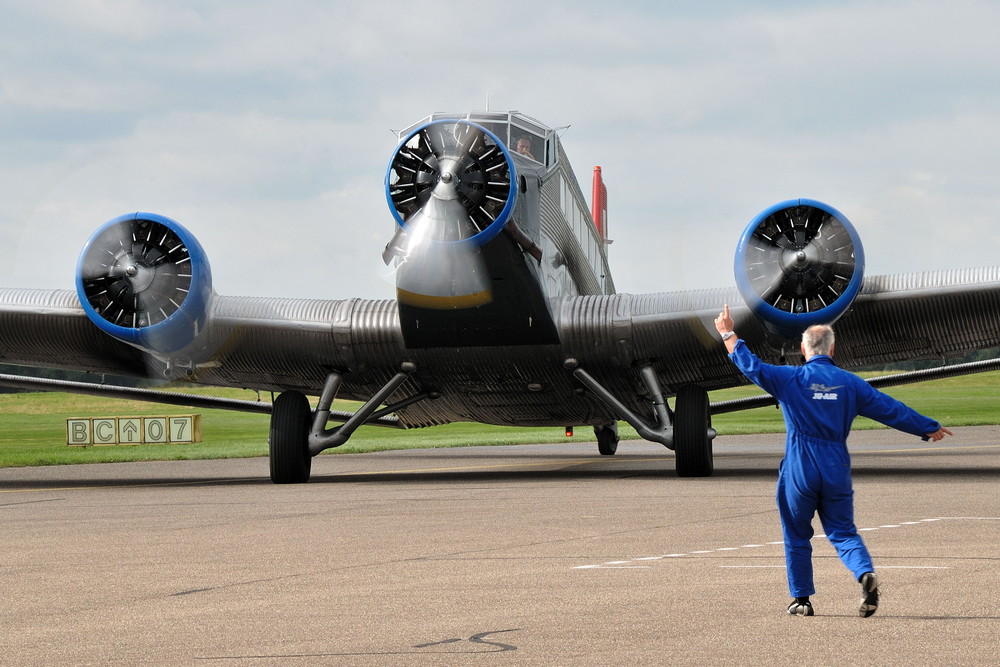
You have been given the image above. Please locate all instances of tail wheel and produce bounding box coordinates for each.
[595,422,619,456]
[674,385,713,477]
[270,390,311,484]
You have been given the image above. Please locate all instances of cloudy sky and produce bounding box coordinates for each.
[3,0,999,302]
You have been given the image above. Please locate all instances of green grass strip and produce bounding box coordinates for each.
[1,371,997,468]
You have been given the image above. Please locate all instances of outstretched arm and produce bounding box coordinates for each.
[857,382,953,441]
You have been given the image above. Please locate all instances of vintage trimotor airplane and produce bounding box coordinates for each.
[2,110,1000,483]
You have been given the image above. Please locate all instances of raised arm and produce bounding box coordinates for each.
[714,304,740,354]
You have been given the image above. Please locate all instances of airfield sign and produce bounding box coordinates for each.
[67,415,202,446]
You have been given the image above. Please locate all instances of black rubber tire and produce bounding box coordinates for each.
[674,385,713,477]
[595,423,619,456]
[269,390,312,484]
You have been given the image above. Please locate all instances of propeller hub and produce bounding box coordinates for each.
[431,159,462,201]
[783,247,817,272]
[130,263,156,293]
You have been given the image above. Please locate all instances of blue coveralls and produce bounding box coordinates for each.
[729,339,940,597]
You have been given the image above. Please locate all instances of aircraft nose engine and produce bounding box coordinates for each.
[384,119,517,308]
[75,212,214,355]
[734,199,865,339]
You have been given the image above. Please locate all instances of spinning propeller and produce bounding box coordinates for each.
[735,199,865,339]
[76,212,213,355]
[79,217,193,328]
[384,119,517,309]
[742,204,856,313]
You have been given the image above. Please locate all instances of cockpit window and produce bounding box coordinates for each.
[400,111,555,167]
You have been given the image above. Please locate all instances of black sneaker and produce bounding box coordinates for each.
[859,572,879,617]
[787,598,814,616]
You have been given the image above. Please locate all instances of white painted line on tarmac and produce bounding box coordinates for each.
[572,516,987,570]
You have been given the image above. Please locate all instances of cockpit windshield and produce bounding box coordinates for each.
[399,111,554,167]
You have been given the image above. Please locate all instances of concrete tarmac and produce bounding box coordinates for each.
[2,426,999,665]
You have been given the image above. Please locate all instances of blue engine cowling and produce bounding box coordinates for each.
[735,199,865,340]
[75,212,214,356]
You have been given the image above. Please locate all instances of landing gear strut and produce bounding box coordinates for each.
[268,362,429,484]
[564,358,715,477]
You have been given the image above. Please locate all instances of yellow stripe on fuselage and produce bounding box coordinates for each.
[396,288,493,310]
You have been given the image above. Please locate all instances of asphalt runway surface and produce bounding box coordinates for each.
[2,426,999,665]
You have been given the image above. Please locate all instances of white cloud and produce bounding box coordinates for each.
[2,0,999,301]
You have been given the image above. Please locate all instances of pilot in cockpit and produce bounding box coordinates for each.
[514,135,537,161]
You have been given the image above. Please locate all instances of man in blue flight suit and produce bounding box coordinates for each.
[714,305,952,617]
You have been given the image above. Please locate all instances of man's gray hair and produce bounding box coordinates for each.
[802,324,835,356]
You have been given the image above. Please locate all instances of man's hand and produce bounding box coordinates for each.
[715,304,740,353]
[715,304,735,335]
[925,427,953,442]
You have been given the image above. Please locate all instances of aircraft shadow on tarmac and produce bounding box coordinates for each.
[3,454,998,490]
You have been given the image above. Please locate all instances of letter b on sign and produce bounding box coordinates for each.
[67,419,91,446]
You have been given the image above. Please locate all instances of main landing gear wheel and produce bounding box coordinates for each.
[595,423,619,456]
[270,390,312,484]
[673,385,713,477]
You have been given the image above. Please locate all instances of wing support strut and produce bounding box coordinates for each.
[563,358,676,450]
[308,362,426,456]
